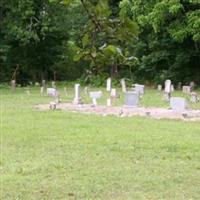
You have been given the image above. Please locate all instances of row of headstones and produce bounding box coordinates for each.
[159,79,199,103]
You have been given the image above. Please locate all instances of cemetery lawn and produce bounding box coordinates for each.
[1,86,200,200]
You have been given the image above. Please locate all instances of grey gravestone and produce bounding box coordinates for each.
[170,97,187,112]
[182,86,191,94]
[177,82,182,90]
[134,84,145,96]
[42,80,46,88]
[73,84,82,104]
[106,78,112,92]
[120,78,127,93]
[125,91,139,107]
[11,80,16,91]
[89,91,103,105]
[189,82,195,90]
[40,86,44,94]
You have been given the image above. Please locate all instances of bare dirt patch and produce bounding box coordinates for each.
[36,103,200,121]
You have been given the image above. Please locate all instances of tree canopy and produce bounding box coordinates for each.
[0,0,199,85]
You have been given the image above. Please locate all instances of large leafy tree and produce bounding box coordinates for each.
[121,0,200,84]
[0,0,70,83]
[71,0,139,82]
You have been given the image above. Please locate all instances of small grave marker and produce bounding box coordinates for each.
[89,91,103,106]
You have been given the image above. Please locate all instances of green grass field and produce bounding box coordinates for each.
[1,86,200,199]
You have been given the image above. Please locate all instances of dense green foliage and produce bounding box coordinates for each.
[0,0,199,85]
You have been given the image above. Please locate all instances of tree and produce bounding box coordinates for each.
[71,0,139,82]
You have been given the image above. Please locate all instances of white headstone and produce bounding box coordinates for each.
[40,86,44,94]
[52,81,56,89]
[120,78,127,93]
[157,84,162,91]
[164,80,171,101]
[134,84,145,95]
[106,78,112,92]
[64,87,67,96]
[73,84,82,104]
[47,88,57,97]
[164,79,171,93]
[110,88,118,98]
[11,80,16,91]
[107,98,111,107]
[89,91,103,106]
[170,97,187,112]
[171,84,174,92]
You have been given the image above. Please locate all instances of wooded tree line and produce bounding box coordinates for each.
[0,0,199,85]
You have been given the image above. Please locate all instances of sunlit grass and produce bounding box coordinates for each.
[1,86,200,199]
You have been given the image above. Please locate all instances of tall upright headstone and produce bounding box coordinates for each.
[41,79,46,94]
[106,78,112,92]
[164,79,171,101]
[120,78,127,93]
[11,80,16,91]
[52,81,56,89]
[73,84,82,105]
[64,87,67,96]
[157,84,162,91]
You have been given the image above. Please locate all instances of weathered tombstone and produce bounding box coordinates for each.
[107,98,111,107]
[170,97,187,112]
[42,79,46,88]
[134,84,145,95]
[171,84,174,92]
[89,91,103,106]
[189,81,195,91]
[47,88,58,97]
[73,84,82,105]
[11,80,16,91]
[110,88,119,98]
[182,86,191,94]
[52,81,56,89]
[164,79,171,101]
[26,88,30,96]
[125,91,139,107]
[120,78,127,93]
[157,84,162,91]
[35,82,40,86]
[177,82,182,90]
[190,92,199,103]
[64,87,67,96]
[84,87,89,95]
[106,78,112,92]
[40,87,44,94]
[49,101,56,110]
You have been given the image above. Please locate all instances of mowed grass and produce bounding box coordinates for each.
[1,86,200,200]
